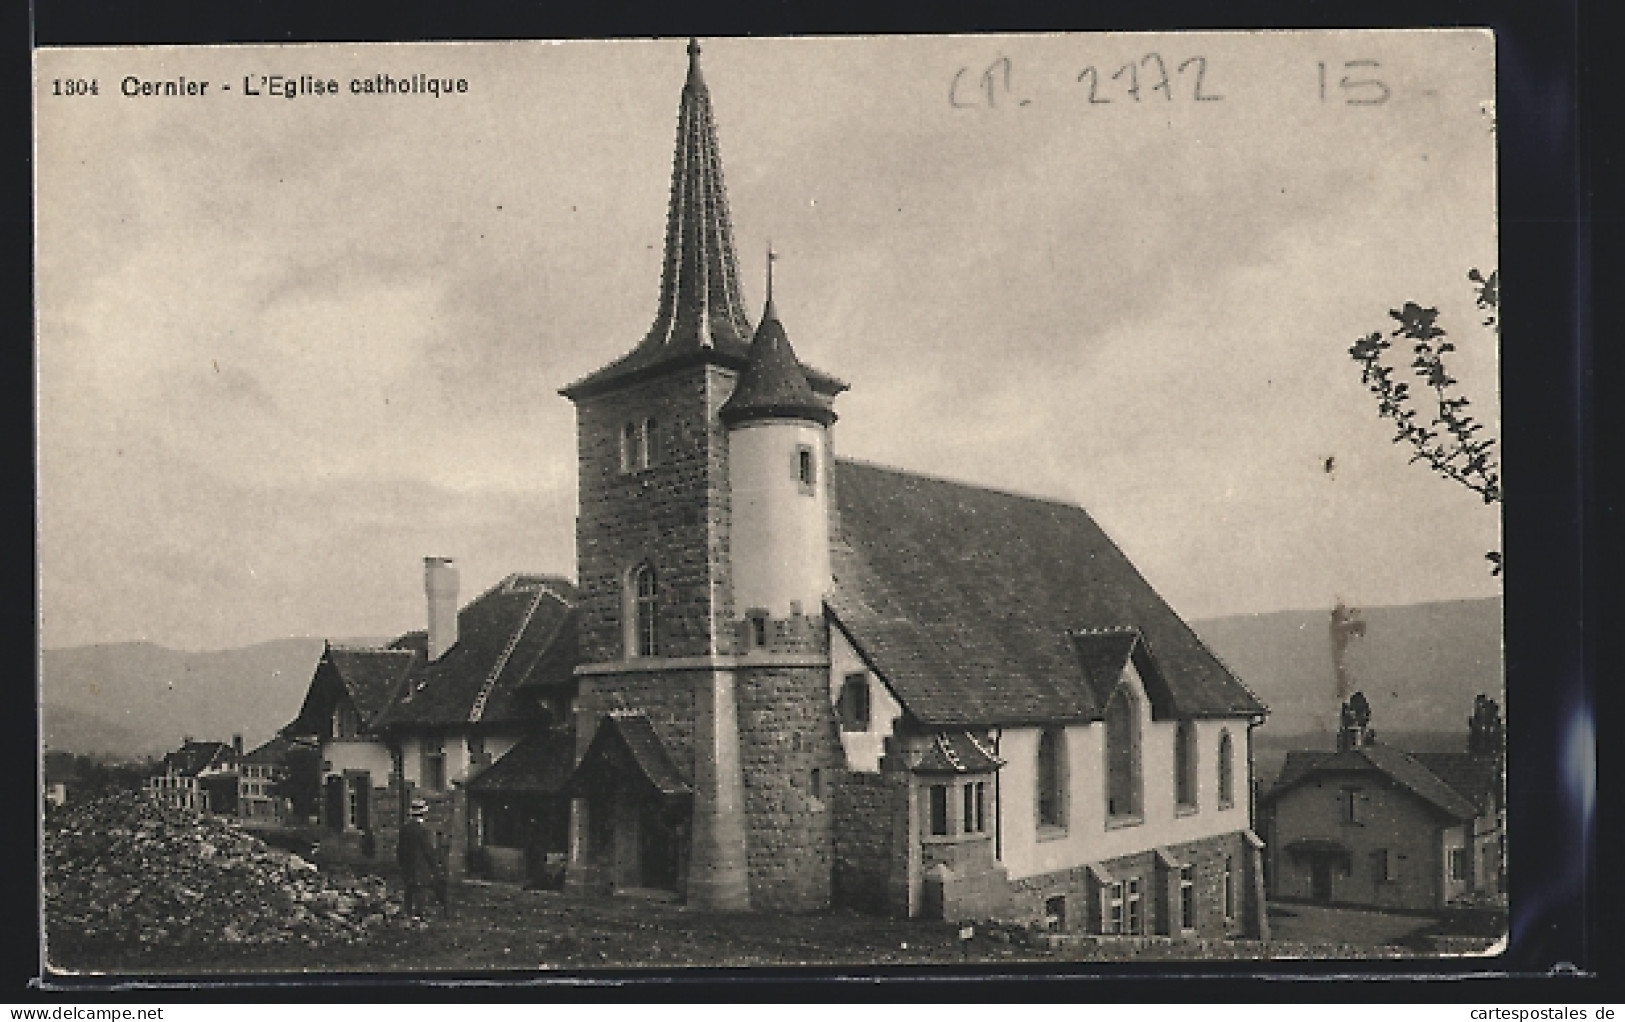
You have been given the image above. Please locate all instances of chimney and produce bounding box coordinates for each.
[425,556,460,661]
[232,734,243,757]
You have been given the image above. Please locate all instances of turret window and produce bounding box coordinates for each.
[794,444,816,494]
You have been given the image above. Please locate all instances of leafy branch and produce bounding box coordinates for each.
[1349,269,1501,574]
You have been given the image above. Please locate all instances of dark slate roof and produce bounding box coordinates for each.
[243,733,297,765]
[465,729,577,795]
[1070,627,1179,717]
[912,731,1003,774]
[827,460,1267,728]
[326,647,418,726]
[378,574,578,730]
[560,41,844,402]
[1412,752,1503,813]
[718,298,836,427]
[566,712,692,797]
[1263,744,1482,821]
[162,740,236,777]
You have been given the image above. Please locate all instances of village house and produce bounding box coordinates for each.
[1260,716,1504,912]
[237,733,297,823]
[284,39,1271,937]
[147,737,241,815]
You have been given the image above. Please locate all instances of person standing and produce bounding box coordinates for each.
[397,799,444,918]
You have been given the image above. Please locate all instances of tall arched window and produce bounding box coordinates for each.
[1105,686,1142,820]
[627,563,658,657]
[1217,729,1235,808]
[1174,719,1198,809]
[1036,727,1068,829]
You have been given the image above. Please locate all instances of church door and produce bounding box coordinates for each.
[637,798,682,891]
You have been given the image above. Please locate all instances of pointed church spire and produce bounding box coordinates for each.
[560,40,848,402]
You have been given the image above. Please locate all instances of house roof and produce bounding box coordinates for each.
[1264,744,1484,821]
[566,712,692,797]
[465,729,577,795]
[1412,752,1503,813]
[326,647,418,726]
[161,740,237,777]
[242,733,297,765]
[911,731,1003,774]
[827,459,1267,728]
[377,574,578,730]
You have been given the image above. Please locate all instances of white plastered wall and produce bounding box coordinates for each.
[998,662,1251,880]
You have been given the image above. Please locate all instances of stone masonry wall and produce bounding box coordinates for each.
[572,365,739,664]
[574,671,699,768]
[831,771,904,914]
[735,658,844,912]
[1006,830,1257,938]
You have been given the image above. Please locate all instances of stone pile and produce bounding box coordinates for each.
[44,790,407,950]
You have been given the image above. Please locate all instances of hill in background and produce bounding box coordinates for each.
[38,597,1501,763]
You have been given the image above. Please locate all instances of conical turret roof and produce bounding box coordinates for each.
[561,39,845,401]
[720,288,836,427]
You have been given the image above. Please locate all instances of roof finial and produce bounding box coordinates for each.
[765,241,777,309]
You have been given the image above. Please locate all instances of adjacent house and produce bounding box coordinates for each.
[284,39,1271,938]
[147,737,242,815]
[1260,725,1504,912]
[237,733,297,823]
[284,573,578,865]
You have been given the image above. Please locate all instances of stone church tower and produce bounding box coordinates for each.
[558,39,848,912]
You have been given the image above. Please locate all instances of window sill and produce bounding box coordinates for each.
[924,831,993,846]
[1035,824,1069,842]
[1106,814,1144,830]
[1175,803,1198,817]
[1217,799,1235,811]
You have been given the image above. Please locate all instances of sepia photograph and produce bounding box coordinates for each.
[35,31,1505,976]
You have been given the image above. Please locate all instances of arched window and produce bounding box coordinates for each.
[1174,720,1198,809]
[627,563,658,657]
[1036,727,1068,829]
[1218,730,1235,808]
[1105,686,1142,820]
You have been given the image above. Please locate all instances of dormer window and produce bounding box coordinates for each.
[837,673,871,732]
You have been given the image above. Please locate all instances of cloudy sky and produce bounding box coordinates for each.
[35,32,1499,652]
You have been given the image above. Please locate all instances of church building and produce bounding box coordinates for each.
[288,39,1270,939]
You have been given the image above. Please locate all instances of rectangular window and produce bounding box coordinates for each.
[1125,877,1143,935]
[794,445,816,494]
[1044,895,1066,933]
[749,612,768,648]
[1223,855,1235,918]
[421,742,446,792]
[1106,882,1124,934]
[1448,846,1468,883]
[929,784,950,836]
[1341,786,1361,824]
[1374,848,1393,882]
[1179,865,1196,930]
[962,781,987,834]
[838,673,871,732]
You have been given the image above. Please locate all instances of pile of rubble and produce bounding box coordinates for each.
[44,790,409,951]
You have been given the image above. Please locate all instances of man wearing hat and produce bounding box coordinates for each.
[397,798,448,918]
